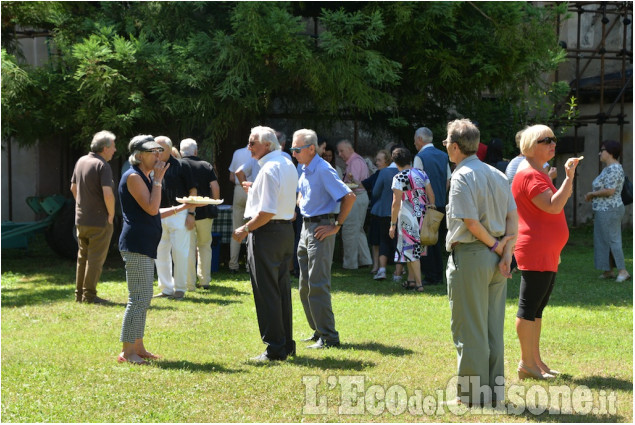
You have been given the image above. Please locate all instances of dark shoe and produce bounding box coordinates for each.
[169,291,185,300]
[201,285,211,290]
[84,296,111,305]
[229,269,238,274]
[153,292,171,298]
[301,334,319,342]
[307,338,341,349]
[249,352,285,362]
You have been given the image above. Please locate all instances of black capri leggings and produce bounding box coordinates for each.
[516,270,557,321]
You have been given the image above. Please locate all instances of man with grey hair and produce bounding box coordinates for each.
[153,136,197,300]
[336,139,372,270]
[413,126,451,285]
[444,118,517,407]
[70,130,117,304]
[295,129,355,349]
[233,126,298,361]
[180,138,220,290]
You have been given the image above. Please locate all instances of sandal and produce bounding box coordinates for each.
[413,284,424,293]
[405,280,417,290]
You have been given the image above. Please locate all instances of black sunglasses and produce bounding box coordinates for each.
[537,136,557,145]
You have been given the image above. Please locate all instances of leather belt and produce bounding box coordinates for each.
[268,220,291,224]
[303,214,335,223]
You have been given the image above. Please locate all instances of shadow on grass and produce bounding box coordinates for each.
[153,360,243,374]
[569,375,633,392]
[288,356,375,370]
[342,341,414,357]
[202,285,250,297]
[178,297,241,306]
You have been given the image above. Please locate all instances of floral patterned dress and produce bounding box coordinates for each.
[391,168,430,262]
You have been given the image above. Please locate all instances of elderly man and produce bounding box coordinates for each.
[413,127,451,286]
[232,126,298,362]
[153,136,197,300]
[336,139,372,270]
[180,138,220,291]
[444,118,517,407]
[70,130,117,304]
[294,130,356,349]
[228,145,259,274]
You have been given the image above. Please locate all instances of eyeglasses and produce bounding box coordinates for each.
[141,148,164,153]
[600,148,607,152]
[289,145,312,153]
[247,141,257,147]
[537,136,557,145]
[442,139,452,147]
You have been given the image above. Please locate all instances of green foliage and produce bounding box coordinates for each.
[1,1,570,154]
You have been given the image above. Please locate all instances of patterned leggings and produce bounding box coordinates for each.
[120,251,154,343]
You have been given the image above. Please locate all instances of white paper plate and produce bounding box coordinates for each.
[176,197,224,205]
[346,183,359,189]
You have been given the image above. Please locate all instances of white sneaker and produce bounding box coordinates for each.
[373,270,386,280]
[392,274,402,283]
[616,273,631,282]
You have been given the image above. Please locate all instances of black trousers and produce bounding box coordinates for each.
[420,232,444,283]
[247,221,295,359]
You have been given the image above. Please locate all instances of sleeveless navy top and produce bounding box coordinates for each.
[118,166,162,258]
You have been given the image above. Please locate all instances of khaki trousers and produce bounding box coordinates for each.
[75,223,113,302]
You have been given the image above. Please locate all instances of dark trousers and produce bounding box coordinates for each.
[420,233,444,283]
[247,221,295,359]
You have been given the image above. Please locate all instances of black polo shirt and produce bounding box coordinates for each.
[159,155,195,208]
[181,155,219,220]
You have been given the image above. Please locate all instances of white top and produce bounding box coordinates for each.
[235,157,261,183]
[244,150,298,220]
[413,144,451,179]
[228,147,253,185]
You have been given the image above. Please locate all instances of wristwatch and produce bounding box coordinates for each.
[334,220,343,227]
[188,211,196,217]
[244,224,250,233]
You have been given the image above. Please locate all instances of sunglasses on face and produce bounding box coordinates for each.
[537,136,557,145]
[141,148,164,153]
[289,145,312,153]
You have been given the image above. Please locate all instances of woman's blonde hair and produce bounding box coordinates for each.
[520,124,552,156]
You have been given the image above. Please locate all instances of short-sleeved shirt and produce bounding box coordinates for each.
[236,157,261,183]
[591,163,625,211]
[512,167,569,272]
[344,152,369,194]
[159,155,196,208]
[181,155,219,220]
[445,155,516,252]
[298,155,351,217]
[244,150,297,220]
[71,152,115,227]
[228,147,252,185]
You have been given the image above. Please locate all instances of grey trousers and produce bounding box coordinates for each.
[447,242,507,405]
[341,191,372,269]
[593,205,626,270]
[298,219,340,343]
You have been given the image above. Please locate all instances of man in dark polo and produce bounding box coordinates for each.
[153,136,196,300]
[70,130,117,304]
[180,138,220,290]
[293,129,356,349]
[233,126,298,362]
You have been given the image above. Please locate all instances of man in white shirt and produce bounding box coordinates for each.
[232,126,298,362]
[228,145,256,273]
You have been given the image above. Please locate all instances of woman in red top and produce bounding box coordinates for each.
[511,125,581,380]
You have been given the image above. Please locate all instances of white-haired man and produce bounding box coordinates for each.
[233,126,298,361]
[336,139,372,270]
[153,136,197,300]
[70,130,117,304]
[413,126,451,285]
[180,138,220,290]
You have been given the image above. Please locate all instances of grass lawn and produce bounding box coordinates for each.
[1,226,632,422]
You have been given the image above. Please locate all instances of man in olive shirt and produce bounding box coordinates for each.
[70,130,117,304]
[444,119,517,407]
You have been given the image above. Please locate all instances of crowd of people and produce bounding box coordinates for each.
[69,120,629,402]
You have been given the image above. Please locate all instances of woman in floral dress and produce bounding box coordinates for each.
[389,147,435,292]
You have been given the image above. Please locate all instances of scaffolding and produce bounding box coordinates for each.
[555,1,633,225]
